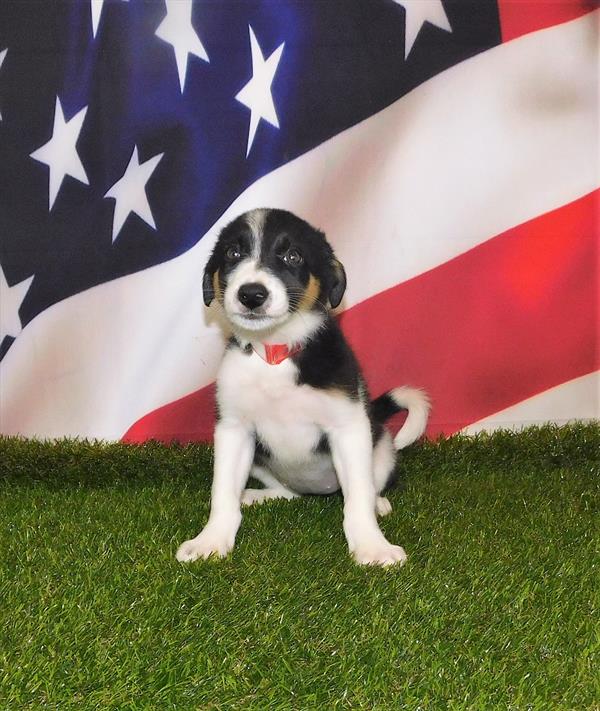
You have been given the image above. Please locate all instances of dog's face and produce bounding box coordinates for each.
[203,209,346,334]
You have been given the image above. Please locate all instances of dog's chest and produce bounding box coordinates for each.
[218,349,328,459]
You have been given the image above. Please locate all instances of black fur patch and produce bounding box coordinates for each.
[294,315,360,396]
[315,433,330,454]
[370,392,404,423]
[203,214,256,306]
[209,209,408,493]
[225,336,252,355]
[258,209,343,312]
[203,209,346,313]
[253,437,273,467]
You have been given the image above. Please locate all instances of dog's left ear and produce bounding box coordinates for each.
[328,258,346,309]
[202,262,215,306]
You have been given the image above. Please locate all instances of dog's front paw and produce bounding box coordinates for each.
[176,525,235,562]
[353,541,407,567]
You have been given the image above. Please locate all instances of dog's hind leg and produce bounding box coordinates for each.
[242,466,299,506]
[372,431,397,517]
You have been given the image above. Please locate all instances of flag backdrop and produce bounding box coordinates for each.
[0,1,598,443]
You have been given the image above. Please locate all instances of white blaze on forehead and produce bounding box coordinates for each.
[243,208,268,257]
[223,258,289,320]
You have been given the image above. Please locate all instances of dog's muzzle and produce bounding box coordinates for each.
[237,282,269,311]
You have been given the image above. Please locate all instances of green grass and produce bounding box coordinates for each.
[1,424,598,710]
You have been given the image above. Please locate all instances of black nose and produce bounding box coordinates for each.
[238,282,268,309]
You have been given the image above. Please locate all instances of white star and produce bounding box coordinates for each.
[91,0,105,38]
[0,265,34,344]
[30,97,89,211]
[104,146,164,243]
[155,0,209,93]
[90,0,129,39]
[0,48,6,122]
[235,26,284,157]
[393,0,452,59]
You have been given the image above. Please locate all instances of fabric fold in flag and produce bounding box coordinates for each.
[123,190,599,443]
[462,372,600,434]
[0,4,598,441]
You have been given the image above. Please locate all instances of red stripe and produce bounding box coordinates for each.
[123,383,216,444]
[123,190,598,444]
[343,190,598,437]
[497,0,597,43]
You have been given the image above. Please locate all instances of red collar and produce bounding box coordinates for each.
[252,342,302,365]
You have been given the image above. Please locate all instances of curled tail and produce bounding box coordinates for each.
[371,386,431,450]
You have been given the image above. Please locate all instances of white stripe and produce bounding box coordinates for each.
[244,12,599,307]
[462,372,599,433]
[1,13,597,439]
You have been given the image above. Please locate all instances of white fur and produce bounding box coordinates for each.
[222,253,326,343]
[223,259,290,330]
[176,420,254,561]
[177,211,429,568]
[372,429,396,492]
[242,465,299,505]
[176,346,408,566]
[325,403,407,566]
[376,496,392,517]
[244,208,268,254]
[237,310,325,351]
[391,387,431,450]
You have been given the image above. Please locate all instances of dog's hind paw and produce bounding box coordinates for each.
[375,496,392,517]
[241,487,298,506]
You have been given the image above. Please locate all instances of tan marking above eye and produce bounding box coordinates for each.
[297,274,321,311]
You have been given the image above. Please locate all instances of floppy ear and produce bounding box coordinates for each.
[328,258,346,309]
[202,263,215,306]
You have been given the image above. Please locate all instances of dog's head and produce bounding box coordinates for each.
[203,209,346,337]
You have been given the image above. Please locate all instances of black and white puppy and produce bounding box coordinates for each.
[176,208,430,567]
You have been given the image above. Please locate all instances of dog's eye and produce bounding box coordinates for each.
[225,245,242,262]
[283,249,303,267]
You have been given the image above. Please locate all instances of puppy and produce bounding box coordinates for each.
[176,208,430,567]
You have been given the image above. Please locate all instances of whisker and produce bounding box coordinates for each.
[286,288,329,313]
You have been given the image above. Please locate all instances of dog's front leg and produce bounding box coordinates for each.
[328,412,407,567]
[176,420,254,562]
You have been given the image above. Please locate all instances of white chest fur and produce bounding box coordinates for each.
[218,349,324,455]
[216,347,355,493]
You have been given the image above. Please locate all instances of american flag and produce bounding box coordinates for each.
[0,0,597,442]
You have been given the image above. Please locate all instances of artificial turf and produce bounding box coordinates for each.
[0,424,598,710]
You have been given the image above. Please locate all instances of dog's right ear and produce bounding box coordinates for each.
[202,261,216,306]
